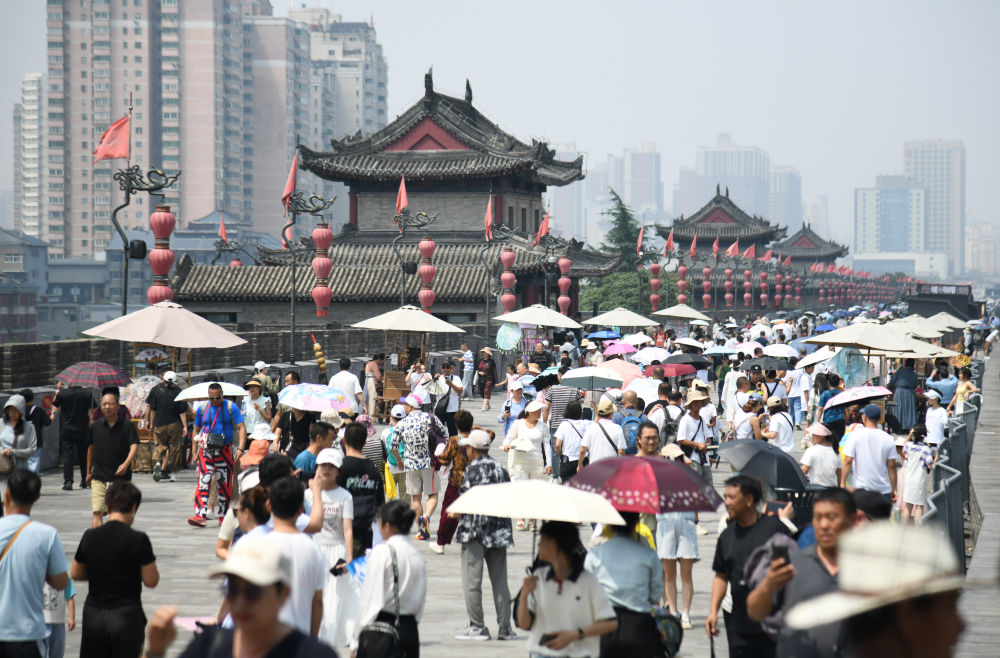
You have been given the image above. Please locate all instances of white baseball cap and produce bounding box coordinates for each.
[390,404,407,419]
[316,448,344,468]
[525,400,547,414]
[402,394,422,408]
[209,535,292,587]
[163,370,177,382]
[508,379,524,391]
[458,429,492,450]
[254,361,269,370]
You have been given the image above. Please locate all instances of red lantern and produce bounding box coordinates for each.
[146,205,176,305]
[310,221,334,317]
[677,265,688,305]
[501,246,517,312]
[743,269,752,307]
[557,256,573,315]
[649,262,661,311]
[418,234,436,313]
[724,268,734,307]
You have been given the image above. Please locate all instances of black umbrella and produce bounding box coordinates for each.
[718,439,808,490]
[664,353,711,368]
[738,356,794,372]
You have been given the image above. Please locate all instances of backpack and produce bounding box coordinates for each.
[660,408,680,448]
[619,409,644,454]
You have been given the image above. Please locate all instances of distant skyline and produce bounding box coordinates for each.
[3,0,998,247]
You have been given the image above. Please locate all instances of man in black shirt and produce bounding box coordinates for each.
[528,342,554,371]
[338,422,385,556]
[72,481,158,658]
[272,406,314,461]
[53,381,96,490]
[86,393,139,528]
[19,388,51,472]
[145,370,188,482]
[706,474,790,658]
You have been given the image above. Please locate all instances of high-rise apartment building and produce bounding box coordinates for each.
[547,143,584,239]
[854,176,925,254]
[904,140,966,275]
[623,142,663,217]
[673,134,771,219]
[966,220,1000,276]
[768,165,802,232]
[13,73,45,240]
[802,194,829,237]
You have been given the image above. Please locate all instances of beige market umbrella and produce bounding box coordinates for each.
[83,301,246,348]
[868,334,961,359]
[929,312,967,331]
[585,307,658,328]
[492,304,582,329]
[796,346,841,369]
[890,318,943,340]
[352,305,465,333]
[653,303,712,322]
[804,323,913,352]
[447,480,625,525]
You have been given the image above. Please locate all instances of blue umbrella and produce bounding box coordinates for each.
[588,330,621,340]
[789,337,818,354]
[816,323,836,331]
[833,310,851,319]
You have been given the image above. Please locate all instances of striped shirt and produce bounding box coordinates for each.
[547,384,584,433]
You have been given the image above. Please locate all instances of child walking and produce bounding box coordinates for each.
[901,423,935,522]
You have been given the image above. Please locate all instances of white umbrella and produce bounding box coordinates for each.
[763,343,800,359]
[795,347,840,369]
[889,318,942,339]
[175,381,249,402]
[560,366,624,390]
[493,304,582,329]
[804,323,913,352]
[928,312,967,331]
[653,303,712,322]
[83,301,246,348]
[586,307,658,328]
[622,332,654,347]
[624,377,662,403]
[632,346,670,364]
[352,305,465,333]
[447,480,625,525]
[674,337,705,350]
[689,319,711,327]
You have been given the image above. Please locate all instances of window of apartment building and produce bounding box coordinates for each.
[4,255,24,264]
[81,226,88,233]
[534,209,540,232]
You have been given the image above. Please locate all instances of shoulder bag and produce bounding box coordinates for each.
[356,544,404,658]
[0,519,32,563]
[596,420,621,454]
[0,429,19,475]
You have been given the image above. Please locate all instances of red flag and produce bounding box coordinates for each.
[395,176,408,215]
[484,196,493,242]
[712,237,719,259]
[664,228,674,256]
[218,215,229,244]
[93,115,130,163]
[534,212,550,246]
[759,248,772,261]
[688,235,697,260]
[282,149,298,216]
[725,239,739,258]
[741,244,756,259]
[826,264,836,273]
[636,225,645,255]
[783,255,791,267]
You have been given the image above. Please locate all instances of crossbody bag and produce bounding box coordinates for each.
[0,520,32,563]
[0,428,18,475]
[201,402,235,451]
[356,544,403,658]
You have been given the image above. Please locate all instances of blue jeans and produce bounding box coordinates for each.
[788,397,802,425]
[45,623,65,658]
[27,448,41,473]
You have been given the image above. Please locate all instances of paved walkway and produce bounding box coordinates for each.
[956,356,1000,657]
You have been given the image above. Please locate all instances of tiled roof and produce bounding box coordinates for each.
[172,234,617,304]
[299,74,583,187]
[656,189,787,244]
[0,228,48,247]
[772,225,848,259]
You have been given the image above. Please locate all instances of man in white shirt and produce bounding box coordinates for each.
[923,390,949,447]
[432,361,464,436]
[579,398,625,464]
[677,390,712,482]
[459,343,475,400]
[840,405,897,502]
[784,367,803,426]
[329,358,363,414]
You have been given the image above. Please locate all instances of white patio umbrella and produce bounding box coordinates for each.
[929,312,967,331]
[447,480,625,526]
[889,318,943,340]
[624,377,662,403]
[175,381,249,402]
[585,307,658,328]
[652,303,712,322]
[674,337,705,350]
[83,301,246,348]
[795,346,840,369]
[352,305,465,333]
[492,304,582,329]
[622,332,654,347]
[632,346,671,364]
[763,343,800,359]
[804,323,913,352]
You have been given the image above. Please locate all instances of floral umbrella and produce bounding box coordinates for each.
[567,457,722,514]
[277,383,352,413]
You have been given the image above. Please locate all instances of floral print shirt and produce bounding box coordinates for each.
[455,455,514,548]
[394,410,447,471]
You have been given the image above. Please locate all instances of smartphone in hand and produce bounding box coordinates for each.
[764,500,786,515]
[539,632,558,645]
[330,559,347,576]
[771,543,790,564]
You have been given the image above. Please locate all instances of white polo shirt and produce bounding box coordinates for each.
[581,418,625,463]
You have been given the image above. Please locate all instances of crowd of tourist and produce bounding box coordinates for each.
[0,307,989,658]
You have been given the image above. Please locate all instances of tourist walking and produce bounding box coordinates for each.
[459,342,475,400]
[432,410,488,555]
[948,366,979,414]
[887,359,918,430]
[72,481,159,658]
[840,405,898,504]
[452,429,516,641]
[498,379,527,436]
[1,395,38,488]
[19,389,50,474]
[292,422,335,481]
[799,423,841,487]
[923,390,948,447]
[395,395,445,541]
[85,392,139,528]
[515,521,618,656]
[271,404,313,461]
[53,381,95,491]
[42,577,77,658]
[819,373,846,451]
[339,422,385,555]
[354,501,427,658]
[432,361,464,436]
[553,401,592,481]
[580,398,626,465]
[383,404,409,505]
[476,347,498,411]
[900,424,935,522]
[240,380,271,436]
[146,370,188,482]
[585,511,665,655]
[658,444,699,630]
[364,354,385,416]
[0,470,69,657]
[304,448,357,648]
[189,383,246,528]
[330,358,364,414]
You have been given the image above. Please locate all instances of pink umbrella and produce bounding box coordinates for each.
[600,358,643,386]
[604,342,638,356]
[822,385,893,411]
[734,341,761,354]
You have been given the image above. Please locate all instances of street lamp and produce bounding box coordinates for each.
[478,221,515,342]
[283,192,334,362]
[391,206,439,308]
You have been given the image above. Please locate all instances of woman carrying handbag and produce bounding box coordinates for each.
[0,395,38,491]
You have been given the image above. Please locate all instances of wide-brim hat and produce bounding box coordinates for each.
[579,339,592,349]
[244,380,262,389]
[661,443,685,459]
[480,347,492,356]
[684,389,709,407]
[805,422,831,437]
[525,400,546,414]
[785,522,964,630]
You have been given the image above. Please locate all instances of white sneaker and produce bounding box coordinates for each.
[430,543,444,554]
[695,522,709,535]
[680,612,692,629]
[454,625,490,641]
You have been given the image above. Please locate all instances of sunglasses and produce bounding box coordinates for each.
[209,395,223,401]
[221,579,265,602]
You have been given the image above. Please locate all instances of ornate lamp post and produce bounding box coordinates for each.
[794,276,803,307]
[676,264,689,305]
[391,205,439,308]
[147,205,176,305]
[478,222,515,342]
[774,272,784,310]
[284,192,334,361]
[500,246,517,312]
[759,271,769,309]
[649,262,662,311]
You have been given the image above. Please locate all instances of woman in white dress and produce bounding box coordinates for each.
[502,400,553,530]
[304,448,356,648]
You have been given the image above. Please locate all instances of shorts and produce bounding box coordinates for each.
[655,512,699,560]
[91,479,109,514]
[405,467,436,496]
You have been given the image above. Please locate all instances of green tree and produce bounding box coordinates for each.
[600,189,650,272]
[579,271,679,316]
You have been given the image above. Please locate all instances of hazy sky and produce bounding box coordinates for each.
[3,0,998,238]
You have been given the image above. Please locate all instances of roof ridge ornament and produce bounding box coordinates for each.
[465,79,473,104]
[425,67,434,96]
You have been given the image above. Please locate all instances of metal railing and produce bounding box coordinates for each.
[919,391,982,571]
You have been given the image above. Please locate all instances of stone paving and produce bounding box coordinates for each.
[33,390,745,657]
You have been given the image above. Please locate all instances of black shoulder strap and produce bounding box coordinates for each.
[596,420,619,453]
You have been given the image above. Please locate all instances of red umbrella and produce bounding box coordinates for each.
[567,456,722,514]
[643,363,696,378]
[55,361,131,389]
